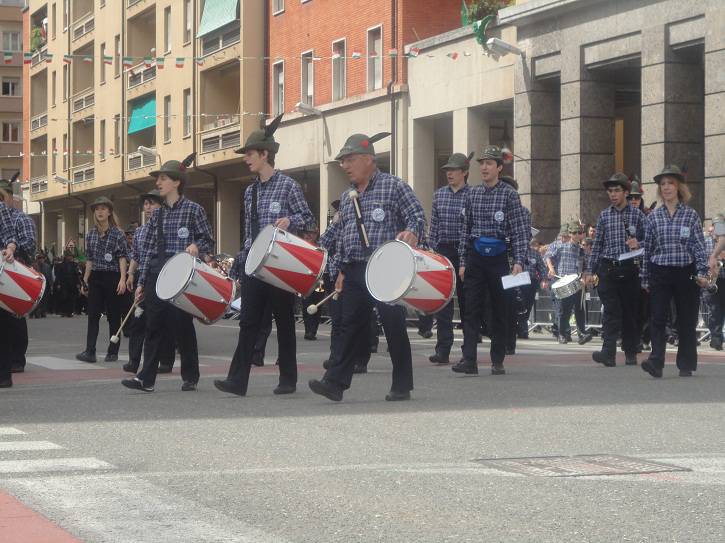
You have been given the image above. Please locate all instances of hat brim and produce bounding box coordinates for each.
[90,201,113,211]
[150,170,187,183]
[441,164,467,170]
[235,142,281,155]
[602,180,630,190]
[140,192,163,204]
[653,172,685,184]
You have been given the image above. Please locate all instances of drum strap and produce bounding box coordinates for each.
[251,181,260,241]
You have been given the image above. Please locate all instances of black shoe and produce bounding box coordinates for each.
[385,390,411,401]
[353,364,368,374]
[213,379,245,396]
[635,343,644,354]
[10,365,24,373]
[0,379,12,388]
[322,359,332,370]
[308,379,343,402]
[505,348,515,355]
[122,362,139,373]
[710,340,723,351]
[418,330,433,339]
[121,377,154,392]
[76,351,97,363]
[451,360,478,375]
[158,364,173,374]
[181,381,197,391]
[104,354,118,362]
[428,353,450,364]
[558,337,569,345]
[641,360,663,378]
[678,370,693,377]
[592,351,616,367]
[304,333,317,341]
[625,353,637,366]
[251,352,264,367]
[578,333,593,345]
[491,364,506,375]
[518,333,529,340]
[273,384,296,395]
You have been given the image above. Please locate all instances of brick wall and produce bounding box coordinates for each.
[268,0,461,113]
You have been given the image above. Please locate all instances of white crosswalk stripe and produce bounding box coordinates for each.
[0,457,113,474]
[0,427,26,435]
[0,441,63,452]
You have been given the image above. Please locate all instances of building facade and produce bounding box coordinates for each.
[0,1,23,199]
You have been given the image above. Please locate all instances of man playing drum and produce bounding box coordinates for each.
[122,160,214,393]
[214,115,314,397]
[583,173,645,367]
[308,133,426,402]
[452,146,530,377]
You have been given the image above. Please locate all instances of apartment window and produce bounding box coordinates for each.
[51,138,57,175]
[332,39,346,101]
[1,122,19,143]
[272,61,284,116]
[52,3,57,40]
[62,134,68,170]
[300,51,314,106]
[164,7,171,54]
[62,64,69,101]
[51,71,56,105]
[113,115,120,156]
[272,0,284,14]
[114,35,120,78]
[183,0,192,43]
[100,43,106,84]
[63,0,68,30]
[367,26,382,91]
[1,77,20,97]
[100,120,106,160]
[163,95,171,142]
[2,32,21,52]
[183,88,191,137]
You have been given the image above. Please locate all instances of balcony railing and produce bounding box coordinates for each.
[30,112,48,131]
[128,0,141,7]
[72,12,95,42]
[128,63,156,90]
[200,123,240,154]
[71,165,95,184]
[31,46,49,67]
[72,89,95,113]
[201,25,240,57]
[127,148,156,170]
[200,114,240,132]
[30,176,48,194]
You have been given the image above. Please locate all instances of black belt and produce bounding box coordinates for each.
[600,258,636,268]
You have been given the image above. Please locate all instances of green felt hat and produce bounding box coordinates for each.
[628,180,642,197]
[653,164,685,184]
[477,145,503,165]
[235,114,284,155]
[89,196,114,211]
[140,189,163,205]
[335,132,391,161]
[603,172,631,191]
[150,160,188,184]
[568,221,584,234]
[442,152,474,170]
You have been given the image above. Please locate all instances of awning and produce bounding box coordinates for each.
[197,0,239,39]
[127,96,156,135]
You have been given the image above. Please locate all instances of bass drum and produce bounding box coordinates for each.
[0,257,47,318]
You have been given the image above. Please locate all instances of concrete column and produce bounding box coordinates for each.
[41,208,58,254]
[642,25,705,214]
[560,46,615,227]
[408,117,435,216]
[319,162,348,234]
[514,57,561,239]
[61,208,79,250]
[704,8,725,221]
[215,180,242,255]
[452,108,488,185]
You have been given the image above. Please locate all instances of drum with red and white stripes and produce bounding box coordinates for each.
[244,225,328,297]
[156,252,236,324]
[365,240,456,315]
[0,257,47,318]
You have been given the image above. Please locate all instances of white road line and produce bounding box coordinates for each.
[26,356,109,370]
[0,457,113,474]
[3,474,290,543]
[0,427,26,435]
[0,441,63,452]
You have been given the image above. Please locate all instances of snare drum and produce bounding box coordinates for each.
[365,240,456,315]
[156,252,236,324]
[0,257,47,318]
[551,273,582,300]
[245,225,327,297]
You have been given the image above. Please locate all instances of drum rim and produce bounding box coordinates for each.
[156,252,195,301]
[365,240,417,304]
[0,260,47,318]
[244,224,277,278]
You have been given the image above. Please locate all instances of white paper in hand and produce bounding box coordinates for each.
[618,248,644,261]
[501,271,531,290]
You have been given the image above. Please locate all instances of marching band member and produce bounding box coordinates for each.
[301,224,325,341]
[710,213,725,276]
[427,152,471,365]
[452,145,530,376]
[122,160,213,392]
[123,190,176,374]
[0,180,36,385]
[545,222,591,345]
[519,238,548,340]
[640,166,710,378]
[308,132,426,402]
[704,215,724,351]
[214,115,314,397]
[629,181,651,351]
[583,173,645,367]
[544,224,571,340]
[76,197,128,364]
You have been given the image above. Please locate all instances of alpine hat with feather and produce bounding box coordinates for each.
[235,114,284,155]
[335,132,391,161]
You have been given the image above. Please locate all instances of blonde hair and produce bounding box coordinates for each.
[656,176,691,204]
[92,205,119,232]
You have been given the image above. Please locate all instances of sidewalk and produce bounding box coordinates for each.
[0,490,81,543]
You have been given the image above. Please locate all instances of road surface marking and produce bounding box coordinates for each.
[0,441,63,452]
[0,427,26,435]
[0,458,113,474]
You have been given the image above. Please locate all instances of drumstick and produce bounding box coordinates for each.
[110,301,139,344]
[348,190,370,249]
[306,290,340,315]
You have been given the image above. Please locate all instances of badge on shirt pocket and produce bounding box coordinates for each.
[628,225,636,236]
[178,227,190,239]
[269,201,281,214]
[104,253,113,263]
[679,226,690,238]
[372,208,386,222]
[494,211,505,223]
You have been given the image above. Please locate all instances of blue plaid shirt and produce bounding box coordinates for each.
[459,180,530,268]
[319,220,341,278]
[138,197,214,286]
[705,236,725,279]
[336,170,426,264]
[86,226,128,273]
[641,203,708,286]
[0,202,18,249]
[586,205,646,273]
[6,208,36,263]
[130,223,149,263]
[524,247,547,283]
[238,170,314,263]
[546,241,584,276]
[429,184,469,250]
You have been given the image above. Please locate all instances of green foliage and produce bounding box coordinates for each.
[468,0,514,20]
[30,26,46,52]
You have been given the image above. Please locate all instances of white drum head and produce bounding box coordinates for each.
[245,225,276,276]
[156,252,195,300]
[552,274,579,289]
[366,241,415,303]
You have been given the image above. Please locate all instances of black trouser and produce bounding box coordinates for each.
[462,250,509,365]
[303,289,325,336]
[558,290,586,339]
[6,315,28,369]
[649,263,700,371]
[324,262,413,392]
[637,288,651,345]
[128,302,176,370]
[417,313,433,334]
[85,270,122,355]
[596,260,639,358]
[0,311,16,381]
[432,244,462,357]
[506,286,533,350]
[137,273,199,387]
[324,276,343,364]
[225,274,297,395]
[705,277,724,345]
[519,285,536,338]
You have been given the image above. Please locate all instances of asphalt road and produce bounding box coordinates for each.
[1,315,724,542]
